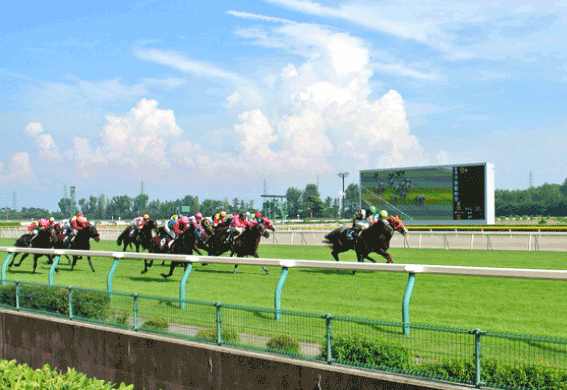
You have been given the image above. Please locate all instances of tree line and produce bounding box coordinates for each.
[2,178,567,222]
[0,183,361,222]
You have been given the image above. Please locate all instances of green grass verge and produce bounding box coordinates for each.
[1,238,566,338]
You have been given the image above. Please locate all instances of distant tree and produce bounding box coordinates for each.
[344,183,360,216]
[560,177,567,198]
[132,194,149,215]
[285,187,302,218]
[57,198,74,217]
[302,184,324,218]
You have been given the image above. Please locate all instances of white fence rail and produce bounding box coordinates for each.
[2,246,567,335]
[2,228,567,252]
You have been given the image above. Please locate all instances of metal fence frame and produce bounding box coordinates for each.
[1,278,566,389]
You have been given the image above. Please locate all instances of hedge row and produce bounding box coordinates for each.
[0,284,110,321]
[0,359,133,389]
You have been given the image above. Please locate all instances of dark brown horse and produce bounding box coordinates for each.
[229,222,273,274]
[324,216,408,265]
[53,223,100,271]
[9,227,58,273]
[155,225,203,278]
[117,220,158,252]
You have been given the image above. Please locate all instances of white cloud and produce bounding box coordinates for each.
[24,122,61,161]
[0,152,35,184]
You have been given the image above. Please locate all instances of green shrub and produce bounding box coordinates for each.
[320,333,414,371]
[419,358,567,389]
[0,359,133,389]
[266,334,301,355]
[141,317,169,331]
[538,218,548,225]
[0,284,110,321]
[196,327,241,343]
[111,312,130,326]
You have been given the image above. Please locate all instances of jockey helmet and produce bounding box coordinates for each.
[369,206,377,214]
[49,217,55,222]
[78,216,87,223]
[255,212,262,219]
[195,212,203,219]
[76,213,84,218]
[220,210,227,218]
[245,212,250,217]
[143,213,150,221]
[172,215,178,220]
[379,210,388,218]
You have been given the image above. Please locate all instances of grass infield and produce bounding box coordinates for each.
[1,238,566,338]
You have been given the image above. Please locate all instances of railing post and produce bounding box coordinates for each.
[68,286,74,319]
[179,261,193,309]
[15,280,20,310]
[402,272,417,335]
[443,234,449,249]
[323,313,334,363]
[215,302,223,345]
[274,266,289,320]
[108,254,122,298]
[48,254,61,285]
[133,293,139,330]
[470,234,474,250]
[469,328,486,388]
[1,252,13,285]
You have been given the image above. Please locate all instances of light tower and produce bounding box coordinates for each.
[337,172,349,218]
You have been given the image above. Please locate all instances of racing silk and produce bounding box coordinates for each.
[187,216,204,234]
[173,216,190,235]
[38,218,50,230]
[27,221,39,232]
[167,219,176,230]
[231,215,252,229]
[132,216,144,228]
[70,216,87,230]
[214,213,227,225]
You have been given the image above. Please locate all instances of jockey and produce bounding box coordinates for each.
[375,209,393,233]
[161,214,178,249]
[130,214,149,237]
[187,212,204,238]
[168,215,190,249]
[67,213,88,244]
[27,218,46,245]
[225,213,252,245]
[347,206,377,240]
[214,210,228,226]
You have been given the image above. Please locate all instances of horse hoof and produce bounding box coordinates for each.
[141,270,147,274]
[161,273,169,278]
[265,271,270,275]
[233,269,237,274]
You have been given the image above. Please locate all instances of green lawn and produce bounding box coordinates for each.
[1,238,566,338]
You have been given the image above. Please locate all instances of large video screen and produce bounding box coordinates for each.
[359,163,494,225]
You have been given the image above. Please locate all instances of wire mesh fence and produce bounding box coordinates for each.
[1,279,566,389]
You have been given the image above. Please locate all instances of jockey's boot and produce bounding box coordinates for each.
[167,239,175,250]
[224,232,233,245]
[346,230,354,241]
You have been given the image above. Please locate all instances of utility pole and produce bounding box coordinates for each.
[337,172,349,218]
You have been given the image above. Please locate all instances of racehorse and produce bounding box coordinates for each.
[9,227,58,273]
[229,222,273,274]
[53,223,100,272]
[155,225,204,278]
[141,225,203,276]
[117,220,158,252]
[323,216,408,266]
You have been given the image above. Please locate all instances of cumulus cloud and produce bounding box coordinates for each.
[72,98,183,180]
[24,122,61,161]
[0,152,35,183]
[67,17,426,188]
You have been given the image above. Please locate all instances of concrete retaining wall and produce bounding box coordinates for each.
[0,308,469,390]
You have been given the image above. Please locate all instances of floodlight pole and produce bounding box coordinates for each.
[337,172,349,218]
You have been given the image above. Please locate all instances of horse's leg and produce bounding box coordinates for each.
[32,255,38,274]
[9,253,19,267]
[87,256,96,272]
[14,253,29,267]
[233,264,238,274]
[161,262,177,278]
[377,248,393,263]
[331,249,340,261]
[70,256,78,270]
[141,260,153,274]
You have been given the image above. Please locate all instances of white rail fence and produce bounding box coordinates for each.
[1,228,566,252]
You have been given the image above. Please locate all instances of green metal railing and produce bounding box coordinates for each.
[1,279,566,389]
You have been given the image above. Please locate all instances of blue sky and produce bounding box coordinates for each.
[1,0,567,212]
